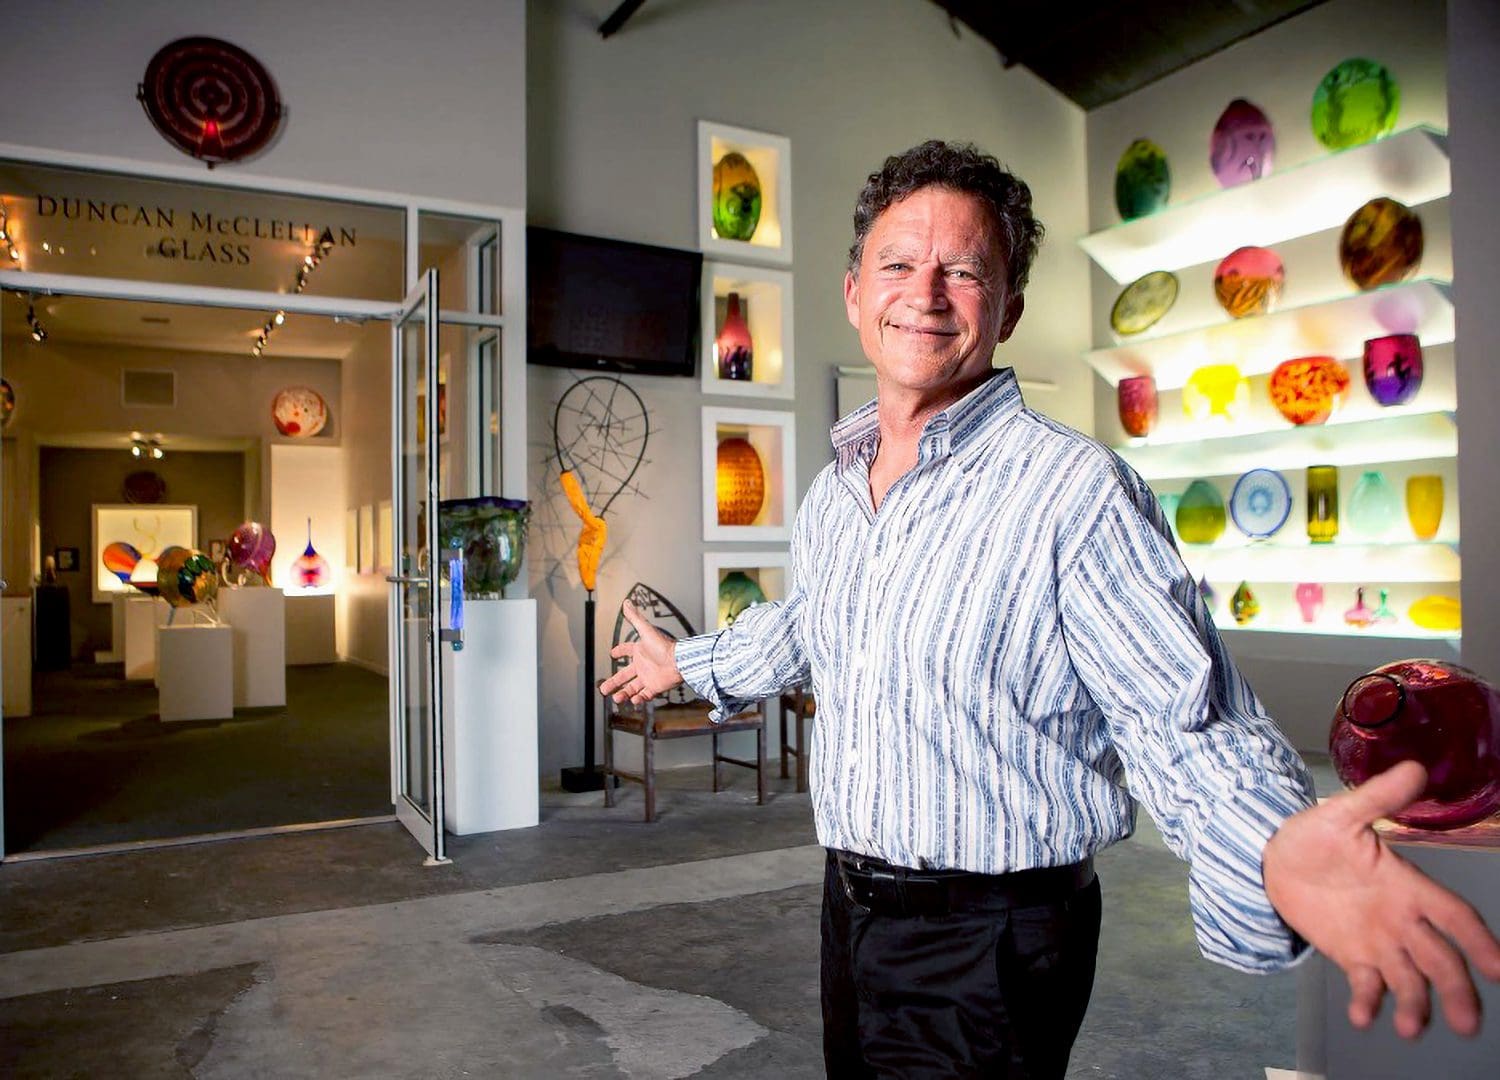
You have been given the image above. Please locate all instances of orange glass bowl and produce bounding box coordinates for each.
[1269,356,1351,426]
[1116,375,1158,437]
[715,437,766,526]
[1339,197,1423,291]
[1213,246,1285,319]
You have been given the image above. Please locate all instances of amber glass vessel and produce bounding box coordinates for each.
[1306,465,1339,543]
[1405,475,1444,541]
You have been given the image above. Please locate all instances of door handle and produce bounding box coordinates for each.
[385,574,429,587]
[442,547,464,652]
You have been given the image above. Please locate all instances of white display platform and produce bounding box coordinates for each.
[441,598,539,835]
[219,587,287,708]
[123,596,168,681]
[96,594,128,663]
[285,592,337,665]
[2,596,33,718]
[157,622,234,722]
[1297,827,1500,1079]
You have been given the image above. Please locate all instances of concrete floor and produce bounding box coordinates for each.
[0,759,1349,1079]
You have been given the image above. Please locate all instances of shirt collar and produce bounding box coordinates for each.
[831,367,1026,473]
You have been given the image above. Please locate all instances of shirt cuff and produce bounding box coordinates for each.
[672,631,753,723]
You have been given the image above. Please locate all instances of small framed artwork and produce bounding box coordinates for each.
[358,504,375,574]
[54,547,80,572]
[377,500,393,573]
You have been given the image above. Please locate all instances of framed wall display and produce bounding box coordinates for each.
[702,551,791,632]
[91,503,197,603]
[358,504,375,574]
[700,261,795,399]
[697,120,792,265]
[345,507,359,572]
[377,500,393,573]
[701,406,796,542]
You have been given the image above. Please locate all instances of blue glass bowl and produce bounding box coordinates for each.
[1230,468,1292,539]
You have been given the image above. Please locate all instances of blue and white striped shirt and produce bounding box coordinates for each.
[676,367,1315,972]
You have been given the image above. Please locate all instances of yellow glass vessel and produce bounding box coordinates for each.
[1405,474,1444,541]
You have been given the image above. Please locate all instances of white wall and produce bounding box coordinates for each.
[0,0,526,208]
[527,0,1089,774]
[1083,0,1458,750]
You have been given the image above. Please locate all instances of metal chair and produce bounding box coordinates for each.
[778,683,814,793]
[602,582,766,822]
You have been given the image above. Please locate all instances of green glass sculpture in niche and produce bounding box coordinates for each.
[717,570,768,628]
[712,151,763,241]
[1175,480,1226,545]
[438,496,530,598]
[1115,139,1171,221]
[1231,581,1260,625]
[1311,58,1400,150]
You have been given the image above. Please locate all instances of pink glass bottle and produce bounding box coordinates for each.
[715,292,753,381]
[1295,582,1324,623]
[1330,660,1500,829]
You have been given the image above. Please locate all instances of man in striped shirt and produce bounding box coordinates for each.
[601,140,1500,1077]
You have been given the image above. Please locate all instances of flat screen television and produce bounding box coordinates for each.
[526,227,702,378]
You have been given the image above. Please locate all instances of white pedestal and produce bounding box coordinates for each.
[2,596,33,717]
[157,623,234,722]
[441,598,539,835]
[123,596,168,681]
[285,592,337,665]
[219,587,287,708]
[96,594,127,664]
[1299,828,1500,1079]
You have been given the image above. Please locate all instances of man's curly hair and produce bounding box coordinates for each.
[847,140,1044,297]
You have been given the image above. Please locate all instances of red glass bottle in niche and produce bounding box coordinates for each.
[715,292,753,382]
[1330,659,1500,830]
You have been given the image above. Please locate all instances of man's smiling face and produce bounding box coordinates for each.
[844,185,1023,397]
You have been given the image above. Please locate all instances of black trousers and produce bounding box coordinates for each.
[821,849,1102,1079]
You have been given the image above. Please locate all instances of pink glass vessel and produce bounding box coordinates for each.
[1295,582,1324,623]
[1330,660,1500,829]
[1117,375,1158,437]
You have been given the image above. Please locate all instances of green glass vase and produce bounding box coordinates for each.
[1175,480,1226,545]
[1306,465,1339,544]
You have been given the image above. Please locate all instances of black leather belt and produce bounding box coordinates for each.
[834,850,1095,917]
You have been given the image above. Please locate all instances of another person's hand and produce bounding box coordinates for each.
[598,600,683,705]
[1263,760,1500,1039]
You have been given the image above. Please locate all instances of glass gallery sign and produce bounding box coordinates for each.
[32,194,358,266]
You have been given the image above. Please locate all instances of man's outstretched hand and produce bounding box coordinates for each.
[1263,760,1500,1039]
[598,600,683,705]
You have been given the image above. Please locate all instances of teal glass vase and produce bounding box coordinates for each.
[1346,470,1400,540]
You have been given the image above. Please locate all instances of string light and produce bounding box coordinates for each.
[26,300,47,343]
[130,434,165,460]
[252,227,335,356]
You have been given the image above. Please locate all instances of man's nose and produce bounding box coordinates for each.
[905,266,949,310]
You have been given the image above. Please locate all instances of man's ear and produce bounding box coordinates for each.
[843,270,861,330]
[997,292,1024,344]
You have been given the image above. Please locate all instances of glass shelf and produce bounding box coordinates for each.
[1116,410,1456,481]
[1181,541,1460,584]
[1080,126,1450,283]
[1217,623,1461,656]
[1087,279,1453,390]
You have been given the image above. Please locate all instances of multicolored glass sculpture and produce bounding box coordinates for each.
[1182,364,1248,422]
[129,556,161,596]
[1110,271,1178,336]
[1229,468,1292,539]
[1408,595,1461,632]
[1295,582,1325,623]
[157,546,219,608]
[1306,465,1339,544]
[102,541,142,584]
[1405,475,1444,541]
[1114,139,1171,221]
[1362,334,1423,406]
[1210,99,1275,187]
[1339,198,1423,290]
[1231,581,1260,625]
[1346,470,1400,539]
[1330,659,1500,830]
[1311,58,1400,150]
[718,571,768,628]
[292,518,331,590]
[1344,586,1377,628]
[438,496,530,598]
[1213,246,1284,318]
[1117,375,1158,437]
[1175,480,1226,545]
[716,292,753,381]
[271,385,329,438]
[1269,356,1351,426]
[227,521,276,585]
[712,151,762,241]
[716,437,765,526]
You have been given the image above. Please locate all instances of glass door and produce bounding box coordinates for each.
[389,269,447,862]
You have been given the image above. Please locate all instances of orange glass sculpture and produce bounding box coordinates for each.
[560,469,607,592]
[1339,198,1423,290]
[1213,246,1284,318]
[716,437,766,526]
[1183,364,1248,421]
[1405,475,1444,541]
[102,541,141,584]
[1269,356,1351,425]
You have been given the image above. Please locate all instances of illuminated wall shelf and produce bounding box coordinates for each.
[697,120,792,266]
[1087,279,1453,390]
[700,261,794,399]
[1218,623,1460,652]
[1118,410,1456,481]
[1079,126,1449,283]
[1181,541,1460,584]
[702,551,791,632]
[701,406,796,543]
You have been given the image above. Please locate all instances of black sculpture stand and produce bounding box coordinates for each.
[561,592,615,792]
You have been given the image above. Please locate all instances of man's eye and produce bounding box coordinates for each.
[948,269,974,279]
[883,262,909,272]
